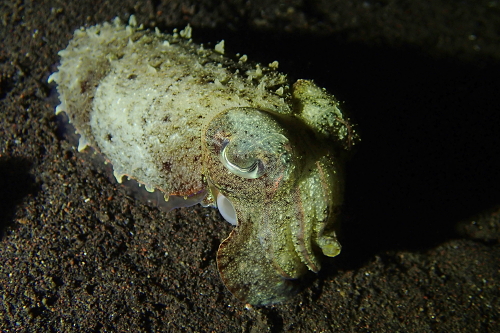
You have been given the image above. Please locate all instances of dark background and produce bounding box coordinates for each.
[1,0,499,331]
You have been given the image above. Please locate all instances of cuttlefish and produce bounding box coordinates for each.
[49,16,357,306]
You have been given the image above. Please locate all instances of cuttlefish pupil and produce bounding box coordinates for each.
[220,138,266,179]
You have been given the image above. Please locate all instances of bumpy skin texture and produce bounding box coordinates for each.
[49,17,289,198]
[49,16,355,306]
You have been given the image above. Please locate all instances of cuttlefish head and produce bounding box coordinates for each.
[202,103,345,306]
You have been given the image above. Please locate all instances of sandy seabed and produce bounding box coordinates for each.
[0,1,499,331]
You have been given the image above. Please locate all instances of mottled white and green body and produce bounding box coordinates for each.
[49,16,356,306]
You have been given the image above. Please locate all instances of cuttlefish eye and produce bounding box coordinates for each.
[204,107,292,184]
[220,138,266,179]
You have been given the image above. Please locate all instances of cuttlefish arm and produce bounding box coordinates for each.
[216,209,300,306]
[215,155,343,305]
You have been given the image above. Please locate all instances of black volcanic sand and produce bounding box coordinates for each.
[1,1,499,331]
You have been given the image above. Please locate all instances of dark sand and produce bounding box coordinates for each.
[1,1,499,331]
